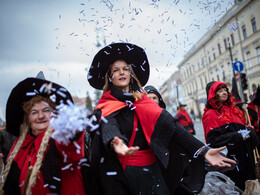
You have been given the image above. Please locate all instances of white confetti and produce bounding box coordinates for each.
[106,171,117,176]
[26,92,37,96]
[51,104,95,145]
[53,177,61,181]
[61,163,73,170]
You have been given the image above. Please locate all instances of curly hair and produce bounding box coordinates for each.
[213,84,236,114]
[0,96,56,194]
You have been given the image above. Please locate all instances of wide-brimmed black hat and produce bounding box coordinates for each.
[177,103,187,110]
[6,77,73,137]
[87,42,150,90]
[144,85,166,109]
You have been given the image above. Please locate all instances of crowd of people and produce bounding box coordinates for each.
[0,42,259,194]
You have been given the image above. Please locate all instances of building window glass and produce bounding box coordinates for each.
[221,65,225,81]
[210,71,214,81]
[212,48,216,60]
[256,47,260,64]
[208,51,211,63]
[224,39,227,50]
[231,33,235,46]
[246,51,253,68]
[218,43,222,55]
[200,77,203,89]
[204,75,207,86]
[251,17,257,33]
[242,25,247,39]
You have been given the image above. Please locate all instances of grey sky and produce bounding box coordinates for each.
[0,0,234,120]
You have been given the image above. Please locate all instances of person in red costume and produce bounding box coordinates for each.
[247,85,260,142]
[87,43,236,195]
[202,81,259,191]
[0,78,88,195]
[176,104,196,135]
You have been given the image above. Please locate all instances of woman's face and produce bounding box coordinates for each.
[28,101,52,136]
[110,60,131,92]
[147,93,159,105]
[216,87,228,102]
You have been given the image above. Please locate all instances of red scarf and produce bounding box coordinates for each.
[96,90,163,146]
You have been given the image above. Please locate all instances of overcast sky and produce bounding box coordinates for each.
[0,0,234,121]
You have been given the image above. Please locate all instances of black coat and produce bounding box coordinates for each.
[90,106,205,195]
[207,122,259,190]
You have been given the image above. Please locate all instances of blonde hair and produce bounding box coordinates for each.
[0,96,55,194]
[102,61,146,101]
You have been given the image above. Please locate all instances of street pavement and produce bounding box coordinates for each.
[193,119,205,144]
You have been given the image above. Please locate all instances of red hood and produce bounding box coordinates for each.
[207,81,226,108]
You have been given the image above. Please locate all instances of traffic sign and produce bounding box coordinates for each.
[233,61,244,72]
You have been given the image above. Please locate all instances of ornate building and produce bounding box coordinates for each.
[163,0,260,118]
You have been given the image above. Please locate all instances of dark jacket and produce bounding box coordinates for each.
[90,88,205,194]
[0,129,16,162]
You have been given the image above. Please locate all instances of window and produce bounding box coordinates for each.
[210,71,214,81]
[197,62,200,70]
[216,69,220,81]
[256,47,260,64]
[224,39,227,50]
[242,25,247,39]
[246,51,253,68]
[218,43,222,55]
[251,17,257,33]
[204,75,207,86]
[200,77,203,89]
[208,51,211,63]
[221,65,225,81]
[227,37,230,48]
[212,48,216,60]
[231,33,235,46]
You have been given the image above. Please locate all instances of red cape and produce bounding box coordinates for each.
[96,91,163,145]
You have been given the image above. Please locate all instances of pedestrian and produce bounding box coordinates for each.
[176,104,196,135]
[144,85,166,109]
[190,108,195,121]
[0,77,88,194]
[0,129,16,176]
[202,81,259,191]
[144,85,207,194]
[87,42,236,195]
[231,77,249,124]
[247,85,260,134]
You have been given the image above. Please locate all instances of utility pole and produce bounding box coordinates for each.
[228,44,245,102]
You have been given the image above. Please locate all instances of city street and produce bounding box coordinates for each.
[193,120,206,144]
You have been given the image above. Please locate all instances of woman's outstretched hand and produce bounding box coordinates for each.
[205,146,236,167]
[112,136,140,156]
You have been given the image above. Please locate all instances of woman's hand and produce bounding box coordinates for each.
[111,136,140,156]
[205,146,236,167]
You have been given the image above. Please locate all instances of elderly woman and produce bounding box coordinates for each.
[202,81,259,190]
[0,78,87,195]
[87,43,236,195]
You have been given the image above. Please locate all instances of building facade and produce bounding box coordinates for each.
[165,0,260,118]
[160,71,183,115]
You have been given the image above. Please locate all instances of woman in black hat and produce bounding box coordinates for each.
[0,78,88,195]
[88,43,236,194]
[202,81,259,190]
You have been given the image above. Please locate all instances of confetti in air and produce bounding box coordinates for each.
[50,104,98,145]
